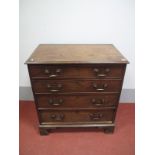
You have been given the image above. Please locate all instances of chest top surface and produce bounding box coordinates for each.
[25,44,129,64]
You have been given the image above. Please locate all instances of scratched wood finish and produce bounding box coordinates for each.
[29,64,125,79]
[26,44,128,135]
[39,109,115,124]
[25,44,129,64]
[32,79,122,93]
[36,94,119,109]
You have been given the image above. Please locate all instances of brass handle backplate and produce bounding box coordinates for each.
[93,83,108,91]
[50,114,64,121]
[93,68,110,77]
[92,98,105,106]
[47,83,62,92]
[44,68,62,78]
[89,113,103,120]
[48,99,64,106]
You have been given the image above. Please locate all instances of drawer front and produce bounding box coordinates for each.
[39,109,115,124]
[29,64,125,79]
[32,79,122,93]
[36,94,119,109]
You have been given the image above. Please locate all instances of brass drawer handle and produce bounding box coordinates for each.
[92,98,105,106]
[97,74,106,77]
[49,69,62,77]
[93,68,110,77]
[50,114,64,121]
[105,68,110,72]
[49,74,57,78]
[44,69,50,74]
[48,99,64,106]
[47,84,62,92]
[44,68,62,77]
[95,88,105,91]
[50,89,60,92]
[89,113,103,120]
[93,83,108,91]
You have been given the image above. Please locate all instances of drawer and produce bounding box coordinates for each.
[32,79,122,93]
[36,94,119,109]
[29,64,125,79]
[39,109,115,124]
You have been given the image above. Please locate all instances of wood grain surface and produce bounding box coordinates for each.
[26,44,128,134]
[25,44,129,64]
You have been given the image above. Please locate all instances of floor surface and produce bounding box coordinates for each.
[19,101,135,155]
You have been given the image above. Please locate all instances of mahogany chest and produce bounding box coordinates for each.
[25,44,128,135]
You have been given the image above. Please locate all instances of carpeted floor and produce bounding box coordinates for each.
[19,101,135,155]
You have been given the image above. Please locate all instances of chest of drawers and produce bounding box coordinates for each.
[25,44,128,135]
